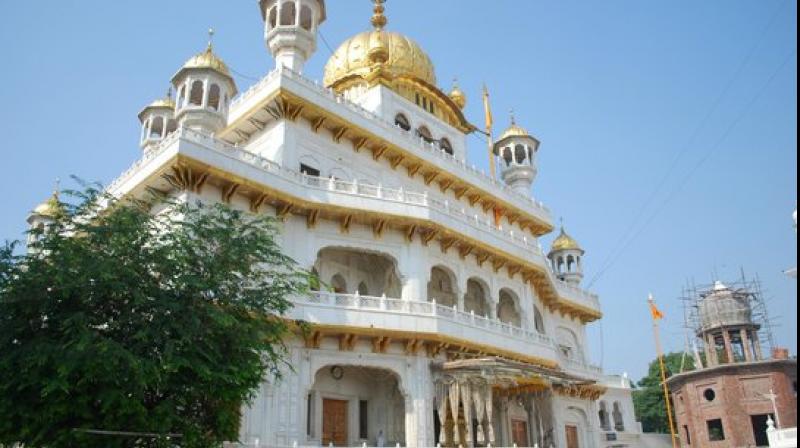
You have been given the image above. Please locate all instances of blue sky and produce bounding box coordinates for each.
[0,1,796,381]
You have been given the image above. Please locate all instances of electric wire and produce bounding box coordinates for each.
[586,0,792,288]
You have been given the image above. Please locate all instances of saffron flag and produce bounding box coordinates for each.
[483,84,493,131]
[649,300,664,321]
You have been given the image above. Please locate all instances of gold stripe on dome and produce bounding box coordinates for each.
[155,157,602,323]
[218,91,554,237]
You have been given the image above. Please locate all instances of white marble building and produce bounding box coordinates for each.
[28,1,619,447]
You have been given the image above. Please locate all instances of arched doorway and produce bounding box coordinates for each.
[427,266,458,307]
[497,289,522,327]
[308,366,406,447]
[464,278,490,317]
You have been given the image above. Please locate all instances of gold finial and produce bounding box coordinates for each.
[207,28,215,51]
[510,109,516,125]
[166,87,173,100]
[371,0,388,31]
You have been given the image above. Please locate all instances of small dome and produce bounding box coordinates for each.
[137,96,176,122]
[499,123,530,141]
[31,193,62,218]
[551,227,583,252]
[449,84,466,109]
[181,45,231,77]
[698,282,755,332]
[323,30,436,88]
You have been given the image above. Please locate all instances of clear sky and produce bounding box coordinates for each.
[1,1,796,381]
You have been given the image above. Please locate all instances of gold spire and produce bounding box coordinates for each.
[371,0,387,31]
[498,109,530,141]
[551,224,583,252]
[449,78,467,109]
[207,27,215,51]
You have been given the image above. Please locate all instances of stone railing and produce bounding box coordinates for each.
[559,355,604,377]
[554,280,602,311]
[297,291,554,349]
[229,66,552,222]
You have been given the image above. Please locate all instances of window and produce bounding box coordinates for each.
[417,126,433,144]
[208,84,221,111]
[534,306,545,334]
[703,388,716,402]
[707,419,725,441]
[394,113,411,131]
[515,144,527,164]
[307,393,314,437]
[300,5,313,31]
[268,7,278,29]
[359,400,368,439]
[300,163,320,177]
[149,116,164,138]
[440,138,453,155]
[280,2,296,26]
[189,80,204,106]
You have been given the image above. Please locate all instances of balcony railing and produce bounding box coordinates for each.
[296,291,554,349]
[228,66,552,223]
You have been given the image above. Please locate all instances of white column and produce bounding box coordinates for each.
[405,357,435,447]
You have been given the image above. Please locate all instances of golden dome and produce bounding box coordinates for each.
[551,227,583,252]
[499,122,530,141]
[32,193,62,218]
[181,45,232,78]
[146,97,176,109]
[449,82,467,109]
[323,31,436,88]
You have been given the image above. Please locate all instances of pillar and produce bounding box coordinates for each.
[753,332,764,361]
[741,328,753,362]
[722,330,734,364]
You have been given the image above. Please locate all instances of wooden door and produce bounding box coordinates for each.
[511,419,529,448]
[322,399,348,447]
[565,425,580,448]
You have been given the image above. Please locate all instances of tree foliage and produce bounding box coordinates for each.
[0,186,309,447]
[632,351,695,434]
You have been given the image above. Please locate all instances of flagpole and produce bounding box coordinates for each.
[482,84,496,179]
[649,294,679,448]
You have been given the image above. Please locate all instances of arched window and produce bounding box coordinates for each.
[189,80,204,106]
[268,7,278,29]
[330,274,347,294]
[503,147,513,166]
[208,84,221,111]
[177,85,187,108]
[149,116,165,138]
[300,5,313,31]
[599,402,611,431]
[427,266,457,307]
[440,138,453,155]
[497,289,521,327]
[534,305,545,334]
[280,2,296,26]
[165,119,178,135]
[357,281,369,296]
[464,278,489,317]
[394,113,411,131]
[567,255,575,272]
[612,402,625,431]
[417,126,433,143]
[515,144,527,164]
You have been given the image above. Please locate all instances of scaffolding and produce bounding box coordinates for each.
[679,269,776,369]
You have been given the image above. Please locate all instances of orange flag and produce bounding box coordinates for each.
[649,299,664,321]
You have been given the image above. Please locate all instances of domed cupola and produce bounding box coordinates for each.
[137,91,177,152]
[547,225,585,285]
[26,188,64,251]
[171,30,238,134]
[448,79,467,110]
[698,282,757,333]
[493,114,541,195]
[260,0,326,73]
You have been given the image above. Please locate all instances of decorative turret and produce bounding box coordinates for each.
[172,30,238,134]
[493,114,540,195]
[26,188,62,252]
[547,225,585,285]
[138,91,177,152]
[448,79,467,110]
[260,0,326,73]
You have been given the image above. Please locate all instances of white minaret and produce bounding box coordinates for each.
[547,224,585,285]
[138,91,177,152]
[493,114,541,196]
[171,30,238,134]
[260,0,326,73]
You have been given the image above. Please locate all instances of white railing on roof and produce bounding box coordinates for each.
[228,66,552,221]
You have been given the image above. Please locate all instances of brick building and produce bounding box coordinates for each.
[667,282,797,447]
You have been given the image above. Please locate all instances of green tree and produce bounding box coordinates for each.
[632,351,695,433]
[0,186,310,447]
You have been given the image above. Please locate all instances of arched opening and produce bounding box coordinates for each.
[440,138,454,155]
[394,113,411,131]
[464,278,490,317]
[308,366,406,446]
[557,257,565,274]
[189,80,204,106]
[300,5,313,31]
[598,401,611,431]
[268,6,278,29]
[177,85,187,107]
[612,401,625,431]
[427,266,457,307]
[149,116,165,139]
[208,84,221,111]
[497,289,522,327]
[534,305,546,334]
[417,126,434,144]
[314,247,402,298]
[515,144,527,164]
[567,255,575,273]
[165,119,177,135]
[557,327,582,361]
[503,147,513,167]
[280,1,296,26]
[565,407,591,448]
[330,274,347,294]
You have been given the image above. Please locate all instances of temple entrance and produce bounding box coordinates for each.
[565,425,580,448]
[322,399,348,446]
[511,420,529,447]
